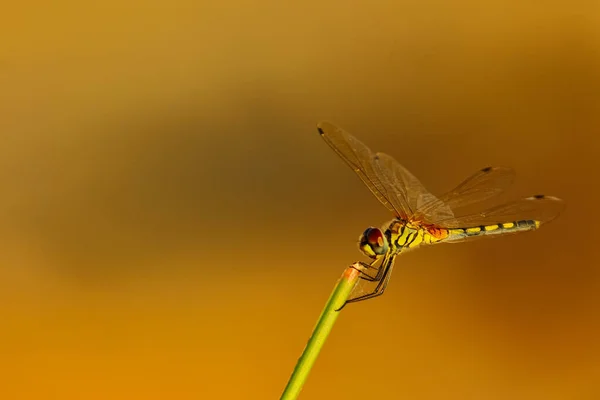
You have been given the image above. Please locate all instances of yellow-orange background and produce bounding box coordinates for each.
[1,1,599,399]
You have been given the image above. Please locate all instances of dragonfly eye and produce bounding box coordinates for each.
[358,227,389,258]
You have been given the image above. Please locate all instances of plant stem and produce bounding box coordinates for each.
[280,264,361,400]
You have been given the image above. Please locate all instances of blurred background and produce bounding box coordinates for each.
[1,0,599,398]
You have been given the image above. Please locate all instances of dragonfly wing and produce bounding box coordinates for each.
[436,195,565,229]
[318,121,414,219]
[373,152,452,220]
[412,166,515,225]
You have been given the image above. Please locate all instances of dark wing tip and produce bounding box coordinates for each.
[480,166,513,173]
[529,194,563,201]
[316,121,335,135]
[526,194,565,224]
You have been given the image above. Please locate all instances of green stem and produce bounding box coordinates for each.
[280,264,361,400]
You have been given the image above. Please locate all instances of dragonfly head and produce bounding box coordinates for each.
[358,227,389,259]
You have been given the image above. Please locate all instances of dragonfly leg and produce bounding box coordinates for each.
[335,261,394,311]
[352,259,387,282]
[350,261,377,281]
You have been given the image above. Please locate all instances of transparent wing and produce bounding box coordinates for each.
[373,152,453,221]
[436,195,565,229]
[318,121,428,219]
[411,166,516,224]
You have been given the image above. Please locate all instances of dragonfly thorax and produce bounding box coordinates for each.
[358,227,390,259]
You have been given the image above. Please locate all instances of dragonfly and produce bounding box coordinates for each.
[317,121,565,309]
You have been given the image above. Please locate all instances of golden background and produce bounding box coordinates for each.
[1,1,599,398]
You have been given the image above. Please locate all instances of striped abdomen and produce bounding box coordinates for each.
[389,219,542,252]
[443,220,540,242]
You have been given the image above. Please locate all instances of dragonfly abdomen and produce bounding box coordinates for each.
[445,220,540,241]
